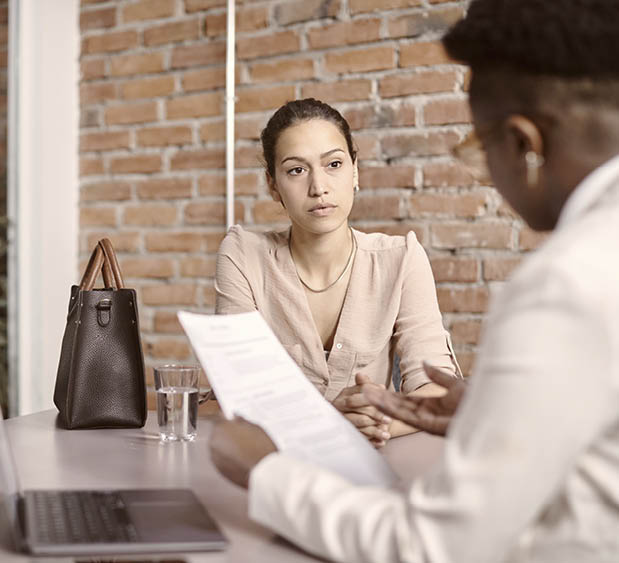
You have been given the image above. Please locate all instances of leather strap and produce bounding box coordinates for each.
[98,238,124,289]
[79,245,105,291]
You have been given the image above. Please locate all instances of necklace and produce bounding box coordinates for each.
[289,228,357,294]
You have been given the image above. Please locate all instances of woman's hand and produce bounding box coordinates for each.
[332,374,393,448]
[363,363,466,436]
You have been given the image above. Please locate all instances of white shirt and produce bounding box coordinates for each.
[247,155,619,563]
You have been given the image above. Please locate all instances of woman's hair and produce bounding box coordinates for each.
[260,98,357,178]
[443,0,619,78]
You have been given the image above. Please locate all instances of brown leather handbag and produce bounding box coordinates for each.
[53,238,147,429]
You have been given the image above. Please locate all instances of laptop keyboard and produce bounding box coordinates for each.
[31,491,139,545]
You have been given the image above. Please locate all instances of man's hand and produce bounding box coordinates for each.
[209,418,277,488]
[363,363,466,436]
[333,374,392,448]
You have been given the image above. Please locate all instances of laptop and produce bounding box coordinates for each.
[0,416,228,556]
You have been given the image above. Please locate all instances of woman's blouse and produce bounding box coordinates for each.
[215,225,460,401]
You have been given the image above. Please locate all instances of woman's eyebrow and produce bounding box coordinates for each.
[281,148,345,165]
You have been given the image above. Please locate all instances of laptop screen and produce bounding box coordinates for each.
[0,416,25,550]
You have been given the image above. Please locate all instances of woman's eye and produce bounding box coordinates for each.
[287,167,305,176]
[328,160,342,169]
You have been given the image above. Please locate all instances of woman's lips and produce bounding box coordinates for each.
[308,204,337,216]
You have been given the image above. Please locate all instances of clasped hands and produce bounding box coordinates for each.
[210,363,466,488]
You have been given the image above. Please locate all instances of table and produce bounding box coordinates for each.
[0,409,444,562]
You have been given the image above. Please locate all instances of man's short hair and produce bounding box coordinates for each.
[443,0,619,78]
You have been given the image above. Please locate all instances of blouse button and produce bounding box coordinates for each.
[335,343,343,350]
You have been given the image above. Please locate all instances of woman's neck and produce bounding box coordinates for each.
[289,223,354,285]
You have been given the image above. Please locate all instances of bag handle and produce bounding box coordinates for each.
[98,238,125,289]
[78,239,124,291]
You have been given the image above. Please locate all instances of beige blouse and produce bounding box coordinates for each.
[215,226,460,401]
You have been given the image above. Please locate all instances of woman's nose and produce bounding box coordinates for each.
[308,171,329,196]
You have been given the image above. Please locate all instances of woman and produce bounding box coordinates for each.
[215,99,461,446]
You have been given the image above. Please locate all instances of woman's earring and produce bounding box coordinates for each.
[354,185,360,194]
[525,151,545,189]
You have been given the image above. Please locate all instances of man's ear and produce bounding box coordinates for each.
[266,171,282,203]
[504,115,544,159]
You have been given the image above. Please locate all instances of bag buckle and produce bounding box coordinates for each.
[96,299,112,327]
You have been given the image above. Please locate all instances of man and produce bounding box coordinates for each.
[209,1,619,561]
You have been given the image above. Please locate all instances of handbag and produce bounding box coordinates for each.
[53,238,147,429]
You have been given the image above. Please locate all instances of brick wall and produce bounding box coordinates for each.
[79,0,547,400]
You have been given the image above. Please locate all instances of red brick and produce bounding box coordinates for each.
[430,256,479,282]
[431,223,514,249]
[308,18,380,49]
[275,0,340,25]
[166,92,222,119]
[423,161,476,188]
[81,58,106,81]
[199,120,225,142]
[387,7,464,39]
[359,166,416,189]
[203,285,217,307]
[144,337,192,359]
[122,0,175,23]
[145,232,207,252]
[253,200,288,224]
[206,5,268,36]
[124,204,178,226]
[400,41,452,67]
[171,42,226,69]
[109,155,162,174]
[180,256,216,277]
[519,227,550,251]
[437,287,489,314]
[325,46,395,73]
[80,130,130,152]
[301,79,371,103]
[382,131,459,159]
[235,145,261,168]
[185,0,225,10]
[137,178,192,199]
[409,192,489,219]
[144,19,200,46]
[80,82,118,104]
[380,70,457,98]
[483,257,523,281]
[121,257,175,278]
[85,232,140,253]
[170,148,225,170]
[250,58,315,84]
[424,98,471,125]
[349,195,403,220]
[137,126,192,147]
[80,157,105,176]
[82,30,138,54]
[109,53,165,77]
[80,6,116,30]
[236,85,295,113]
[350,0,421,14]
[237,31,300,61]
[183,67,226,92]
[105,102,158,125]
[344,104,415,130]
[199,172,261,196]
[354,133,380,160]
[142,284,198,306]
[121,76,175,100]
[450,320,482,346]
[80,207,117,227]
[184,201,244,225]
[235,117,263,141]
[154,311,184,334]
[81,181,132,202]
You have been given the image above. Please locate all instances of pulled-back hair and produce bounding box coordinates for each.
[260,98,357,178]
[443,0,619,78]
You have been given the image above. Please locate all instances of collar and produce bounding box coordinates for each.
[556,153,619,229]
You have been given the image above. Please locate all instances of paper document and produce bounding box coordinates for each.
[178,311,398,487]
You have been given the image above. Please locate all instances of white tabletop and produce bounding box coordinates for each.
[1,408,444,562]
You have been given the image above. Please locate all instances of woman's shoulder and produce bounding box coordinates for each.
[354,228,422,253]
[218,225,288,259]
